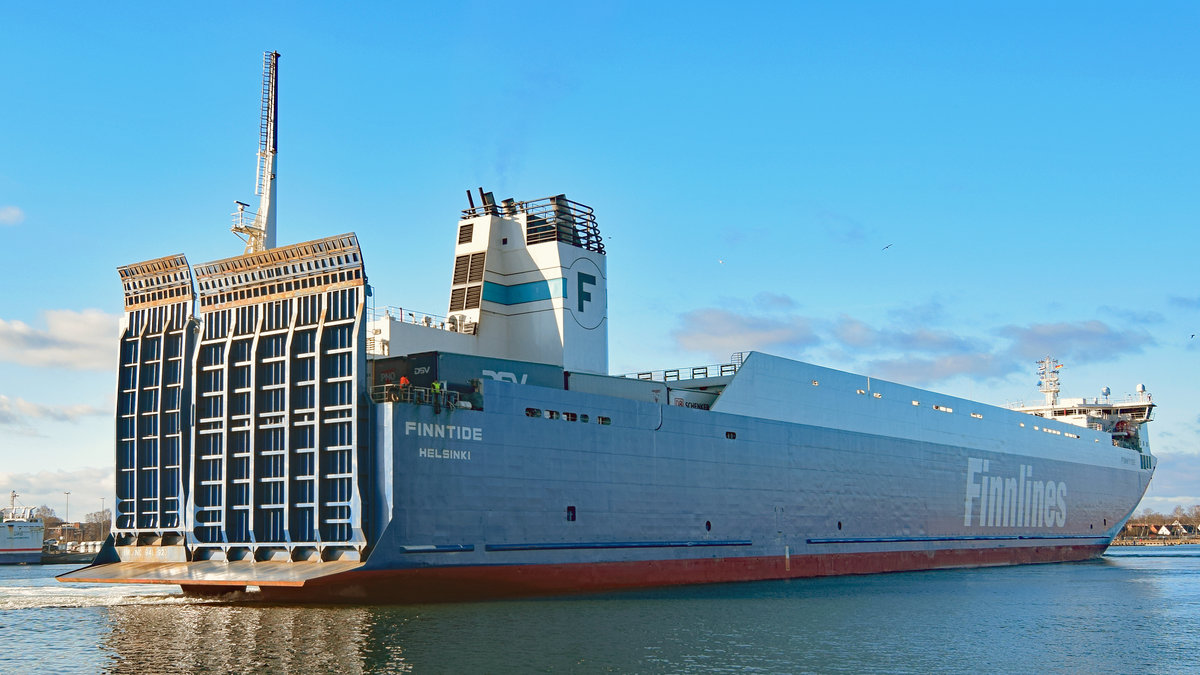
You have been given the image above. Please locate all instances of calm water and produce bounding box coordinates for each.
[4,548,1199,674]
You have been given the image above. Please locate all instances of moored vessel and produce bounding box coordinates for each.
[2,492,45,565]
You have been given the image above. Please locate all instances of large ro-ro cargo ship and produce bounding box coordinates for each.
[62,53,1156,601]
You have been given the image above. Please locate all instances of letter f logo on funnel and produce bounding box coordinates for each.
[567,257,606,329]
[577,272,595,312]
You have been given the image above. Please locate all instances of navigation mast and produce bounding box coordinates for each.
[231,51,280,254]
[1036,356,1062,406]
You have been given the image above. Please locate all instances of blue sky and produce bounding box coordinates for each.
[1,2,1197,519]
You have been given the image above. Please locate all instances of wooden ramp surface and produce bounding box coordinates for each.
[57,560,363,587]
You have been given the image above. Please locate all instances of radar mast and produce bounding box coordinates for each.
[231,51,280,254]
[1036,356,1062,406]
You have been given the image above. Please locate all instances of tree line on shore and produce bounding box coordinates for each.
[1130,505,1200,527]
[31,505,112,541]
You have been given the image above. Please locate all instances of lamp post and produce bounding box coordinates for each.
[64,490,70,523]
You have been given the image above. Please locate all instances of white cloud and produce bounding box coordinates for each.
[1168,296,1200,311]
[0,309,120,371]
[1000,320,1153,363]
[865,353,1018,386]
[674,299,1159,387]
[0,467,114,521]
[672,308,819,362]
[0,395,107,433]
[0,206,24,226]
[752,292,798,311]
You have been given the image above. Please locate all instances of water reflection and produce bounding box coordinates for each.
[89,553,1200,673]
[101,604,410,674]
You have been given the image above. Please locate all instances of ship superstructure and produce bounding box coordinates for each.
[2,491,44,564]
[1008,358,1155,455]
[60,54,1156,601]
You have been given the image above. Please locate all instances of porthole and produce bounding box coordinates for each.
[705,521,711,532]
[598,416,611,426]
[525,407,541,418]
[725,431,736,439]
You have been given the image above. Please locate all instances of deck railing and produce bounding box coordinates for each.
[621,354,745,383]
[462,195,604,254]
[371,383,461,410]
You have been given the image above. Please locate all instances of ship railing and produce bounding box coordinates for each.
[462,195,604,254]
[371,383,460,409]
[229,203,265,242]
[368,305,478,335]
[621,354,744,383]
[1004,392,1155,410]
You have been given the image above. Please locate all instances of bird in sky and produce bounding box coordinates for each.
[882,243,893,251]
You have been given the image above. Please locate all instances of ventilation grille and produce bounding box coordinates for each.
[449,287,466,312]
[458,223,473,244]
[467,253,485,282]
[464,285,482,309]
[452,255,470,285]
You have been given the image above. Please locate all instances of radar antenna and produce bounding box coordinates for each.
[1036,357,1062,406]
[231,51,280,254]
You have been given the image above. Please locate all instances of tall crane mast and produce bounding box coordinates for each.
[231,51,280,254]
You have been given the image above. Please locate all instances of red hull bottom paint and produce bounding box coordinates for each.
[238,544,1110,604]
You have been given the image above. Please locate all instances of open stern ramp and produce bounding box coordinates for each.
[187,234,370,563]
[114,255,198,550]
[102,234,372,573]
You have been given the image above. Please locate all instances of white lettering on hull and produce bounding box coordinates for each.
[482,369,528,384]
[964,458,1067,528]
[405,421,483,441]
[419,448,472,460]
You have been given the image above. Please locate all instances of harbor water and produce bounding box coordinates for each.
[5,547,1200,674]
